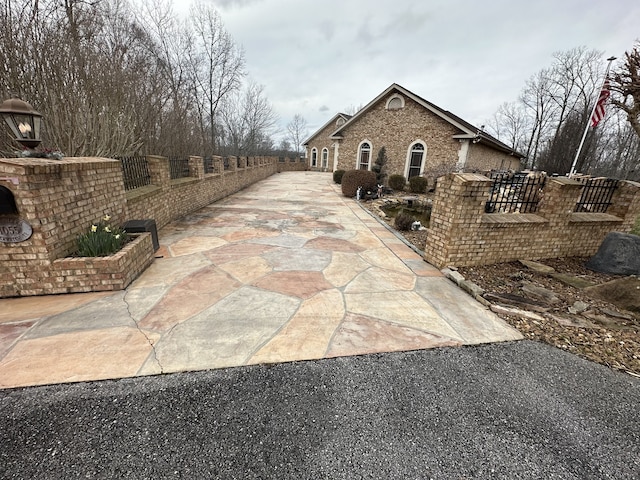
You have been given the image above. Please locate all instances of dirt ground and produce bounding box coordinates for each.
[362,195,640,377]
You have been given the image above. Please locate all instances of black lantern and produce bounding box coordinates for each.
[0,98,43,149]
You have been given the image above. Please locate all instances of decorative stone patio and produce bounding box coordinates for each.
[0,172,521,388]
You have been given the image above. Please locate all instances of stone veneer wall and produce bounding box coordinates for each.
[306,118,343,172]
[336,95,462,177]
[0,155,278,297]
[463,143,521,172]
[424,173,640,268]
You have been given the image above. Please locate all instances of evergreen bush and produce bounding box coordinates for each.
[333,169,346,184]
[409,176,428,193]
[341,169,377,198]
[372,147,388,185]
[388,174,406,191]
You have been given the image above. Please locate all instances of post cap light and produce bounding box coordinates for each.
[0,98,43,149]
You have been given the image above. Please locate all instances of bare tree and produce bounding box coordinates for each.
[610,43,640,138]
[219,81,278,156]
[187,1,245,154]
[286,114,308,155]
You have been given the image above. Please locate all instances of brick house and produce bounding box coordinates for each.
[304,83,523,178]
[303,113,351,172]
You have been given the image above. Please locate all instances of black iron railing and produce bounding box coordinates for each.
[169,157,190,179]
[485,173,546,213]
[118,156,151,191]
[203,157,215,174]
[223,157,230,170]
[575,178,619,213]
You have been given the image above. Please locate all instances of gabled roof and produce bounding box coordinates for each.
[302,113,352,146]
[329,83,524,158]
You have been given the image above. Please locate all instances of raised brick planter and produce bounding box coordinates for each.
[50,233,155,294]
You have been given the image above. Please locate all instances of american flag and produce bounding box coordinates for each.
[590,79,610,127]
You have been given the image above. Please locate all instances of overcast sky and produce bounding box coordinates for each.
[192,0,639,142]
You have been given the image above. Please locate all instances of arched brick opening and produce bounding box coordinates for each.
[0,185,18,215]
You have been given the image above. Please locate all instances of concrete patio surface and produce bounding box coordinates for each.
[0,172,521,389]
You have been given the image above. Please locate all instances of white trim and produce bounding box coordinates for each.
[332,142,339,171]
[311,147,318,168]
[357,140,373,170]
[404,140,427,179]
[456,139,470,171]
[321,148,329,169]
[385,93,405,110]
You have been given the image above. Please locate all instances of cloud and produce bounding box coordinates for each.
[319,105,330,113]
[206,0,263,10]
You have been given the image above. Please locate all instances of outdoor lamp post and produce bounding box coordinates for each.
[0,97,43,150]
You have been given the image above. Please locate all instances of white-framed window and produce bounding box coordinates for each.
[386,94,405,110]
[311,148,318,167]
[406,141,426,179]
[321,148,328,168]
[358,141,372,170]
[336,117,345,127]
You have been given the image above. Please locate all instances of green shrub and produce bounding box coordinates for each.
[341,169,377,198]
[372,147,388,184]
[333,169,346,184]
[76,215,129,257]
[409,176,428,193]
[631,215,640,236]
[394,211,415,231]
[388,174,406,191]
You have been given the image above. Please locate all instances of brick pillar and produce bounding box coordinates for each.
[189,156,204,180]
[424,173,491,268]
[212,155,223,174]
[536,177,583,218]
[607,180,640,230]
[146,155,170,190]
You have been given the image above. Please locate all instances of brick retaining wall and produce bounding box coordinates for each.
[0,155,280,297]
[424,173,640,268]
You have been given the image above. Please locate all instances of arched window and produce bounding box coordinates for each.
[358,142,371,170]
[321,148,329,168]
[386,94,405,110]
[406,142,425,179]
[311,148,318,167]
[336,117,345,127]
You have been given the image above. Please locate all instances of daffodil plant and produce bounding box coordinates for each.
[76,215,129,256]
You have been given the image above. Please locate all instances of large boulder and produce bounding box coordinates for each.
[585,232,640,275]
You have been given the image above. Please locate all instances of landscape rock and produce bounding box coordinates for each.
[484,292,550,313]
[547,314,596,328]
[519,259,556,274]
[521,281,561,304]
[584,276,640,314]
[568,301,590,314]
[585,232,640,275]
[489,304,545,321]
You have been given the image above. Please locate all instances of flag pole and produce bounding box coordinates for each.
[568,55,616,178]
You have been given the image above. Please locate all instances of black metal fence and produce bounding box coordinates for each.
[485,173,546,213]
[203,157,215,174]
[575,178,619,213]
[118,156,151,191]
[223,157,230,170]
[168,157,190,179]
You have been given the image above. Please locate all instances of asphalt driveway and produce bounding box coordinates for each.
[1,341,638,479]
